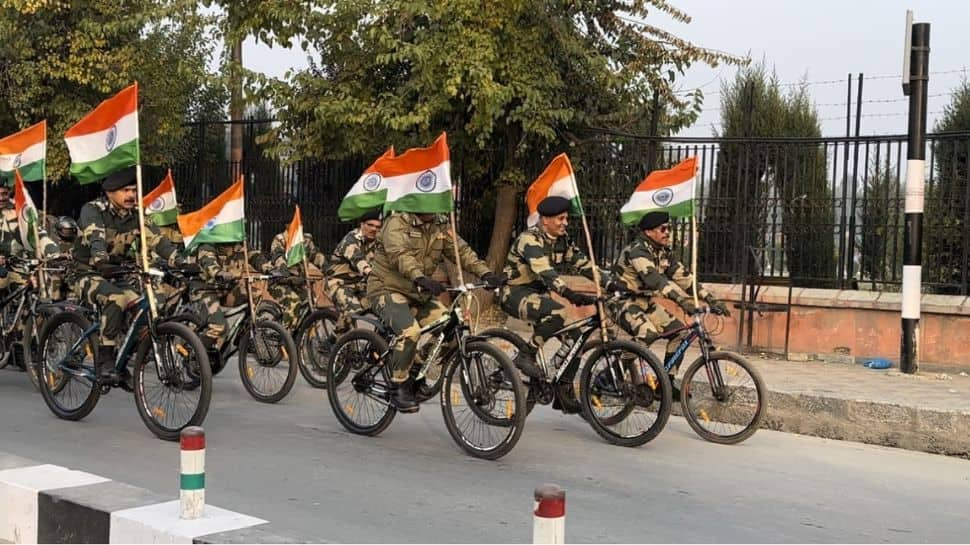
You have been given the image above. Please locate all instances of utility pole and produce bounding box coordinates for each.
[901,11,929,374]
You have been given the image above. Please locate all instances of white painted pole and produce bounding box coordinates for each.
[180,426,205,519]
[533,483,565,544]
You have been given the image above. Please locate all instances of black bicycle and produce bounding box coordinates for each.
[326,283,527,460]
[36,265,212,441]
[479,296,673,448]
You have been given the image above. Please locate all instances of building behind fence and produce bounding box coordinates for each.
[42,120,970,295]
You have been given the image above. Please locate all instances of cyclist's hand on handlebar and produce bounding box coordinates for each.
[606,280,631,295]
[216,271,235,283]
[481,271,507,289]
[709,299,731,317]
[96,261,124,278]
[680,298,699,315]
[179,262,202,275]
[414,276,445,296]
[561,287,597,307]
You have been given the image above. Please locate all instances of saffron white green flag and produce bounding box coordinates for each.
[64,83,139,184]
[620,156,697,225]
[13,170,40,252]
[338,147,394,221]
[0,121,46,183]
[381,133,453,214]
[285,205,305,267]
[142,169,179,226]
[525,153,584,227]
[177,176,245,251]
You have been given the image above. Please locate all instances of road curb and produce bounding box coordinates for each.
[0,451,309,544]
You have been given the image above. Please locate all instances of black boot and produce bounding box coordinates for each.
[96,346,117,377]
[391,379,419,413]
[513,347,544,379]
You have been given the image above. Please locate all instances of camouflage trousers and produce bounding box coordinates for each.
[77,275,139,346]
[498,286,576,348]
[190,280,248,348]
[610,296,689,374]
[267,282,307,330]
[324,278,367,334]
[0,269,25,294]
[372,291,447,383]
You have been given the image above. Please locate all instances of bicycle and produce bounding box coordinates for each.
[650,307,767,444]
[35,264,212,441]
[164,270,300,403]
[478,295,673,448]
[326,282,527,460]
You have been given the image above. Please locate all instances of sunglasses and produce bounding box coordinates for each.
[656,224,671,233]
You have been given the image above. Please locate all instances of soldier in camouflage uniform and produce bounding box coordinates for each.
[367,211,504,412]
[266,223,327,330]
[72,167,183,383]
[191,241,270,349]
[324,209,381,334]
[45,216,79,300]
[499,196,602,380]
[0,184,11,211]
[0,186,59,293]
[609,210,729,396]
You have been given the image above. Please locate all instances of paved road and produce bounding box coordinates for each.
[2,364,969,543]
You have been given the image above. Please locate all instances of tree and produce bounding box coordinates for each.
[700,63,834,287]
[0,0,223,180]
[260,0,742,270]
[926,79,970,294]
[858,163,902,289]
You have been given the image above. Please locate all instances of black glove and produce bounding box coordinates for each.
[561,287,597,307]
[606,281,631,295]
[216,271,235,283]
[414,276,445,296]
[96,261,124,278]
[107,254,126,265]
[179,262,202,275]
[481,271,507,288]
[680,298,699,315]
[709,299,731,317]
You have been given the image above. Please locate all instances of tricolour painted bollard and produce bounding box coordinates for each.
[180,426,205,519]
[533,483,565,544]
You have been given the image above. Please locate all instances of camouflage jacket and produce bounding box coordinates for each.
[611,232,711,305]
[367,212,490,297]
[195,241,269,283]
[157,224,184,249]
[324,228,375,285]
[504,226,600,294]
[0,208,58,258]
[73,196,179,270]
[268,231,326,272]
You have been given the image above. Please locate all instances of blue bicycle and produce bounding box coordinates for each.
[36,266,212,441]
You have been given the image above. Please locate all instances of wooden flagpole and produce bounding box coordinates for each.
[565,157,609,342]
[135,163,159,318]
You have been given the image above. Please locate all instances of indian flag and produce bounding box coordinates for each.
[13,170,40,252]
[338,147,394,221]
[526,153,583,227]
[620,156,696,225]
[143,169,178,226]
[177,176,245,252]
[0,121,46,182]
[381,133,453,214]
[285,206,306,267]
[64,83,139,184]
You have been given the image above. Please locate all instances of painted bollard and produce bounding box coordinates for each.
[533,483,565,544]
[180,426,205,519]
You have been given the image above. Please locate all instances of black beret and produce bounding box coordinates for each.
[638,210,670,231]
[358,209,382,222]
[102,167,136,191]
[537,196,571,217]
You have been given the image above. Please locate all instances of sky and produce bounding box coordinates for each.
[242,0,969,138]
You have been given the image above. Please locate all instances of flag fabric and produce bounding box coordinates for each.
[619,157,697,225]
[142,170,179,226]
[381,133,453,214]
[285,206,306,267]
[0,121,46,182]
[64,83,140,184]
[13,170,40,252]
[177,177,245,251]
[525,153,583,227]
[338,147,395,221]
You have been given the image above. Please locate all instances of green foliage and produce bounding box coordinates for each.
[700,62,834,286]
[926,80,970,293]
[858,163,902,287]
[0,0,225,180]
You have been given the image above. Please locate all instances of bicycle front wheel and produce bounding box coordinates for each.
[37,311,100,421]
[133,321,213,441]
[238,319,299,403]
[680,351,766,444]
[326,328,396,436]
[440,341,526,460]
[296,308,338,389]
[579,340,672,447]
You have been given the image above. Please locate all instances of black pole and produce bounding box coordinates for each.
[846,73,864,285]
[838,74,852,287]
[646,90,661,173]
[902,22,930,374]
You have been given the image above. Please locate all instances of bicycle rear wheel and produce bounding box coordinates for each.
[326,329,396,436]
[37,311,100,421]
[133,321,213,441]
[440,341,526,460]
[680,351,766,444]
[579,340,672,447]
[238,319,299,403]
[296,308,338,389]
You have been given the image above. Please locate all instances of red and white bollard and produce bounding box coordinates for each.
[180,426,206,520]
[533,483,565,544]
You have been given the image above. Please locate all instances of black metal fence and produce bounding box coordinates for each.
[56,120,966,295]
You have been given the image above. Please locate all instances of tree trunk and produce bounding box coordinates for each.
[229,37,244,177]
[485,182,519,272]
